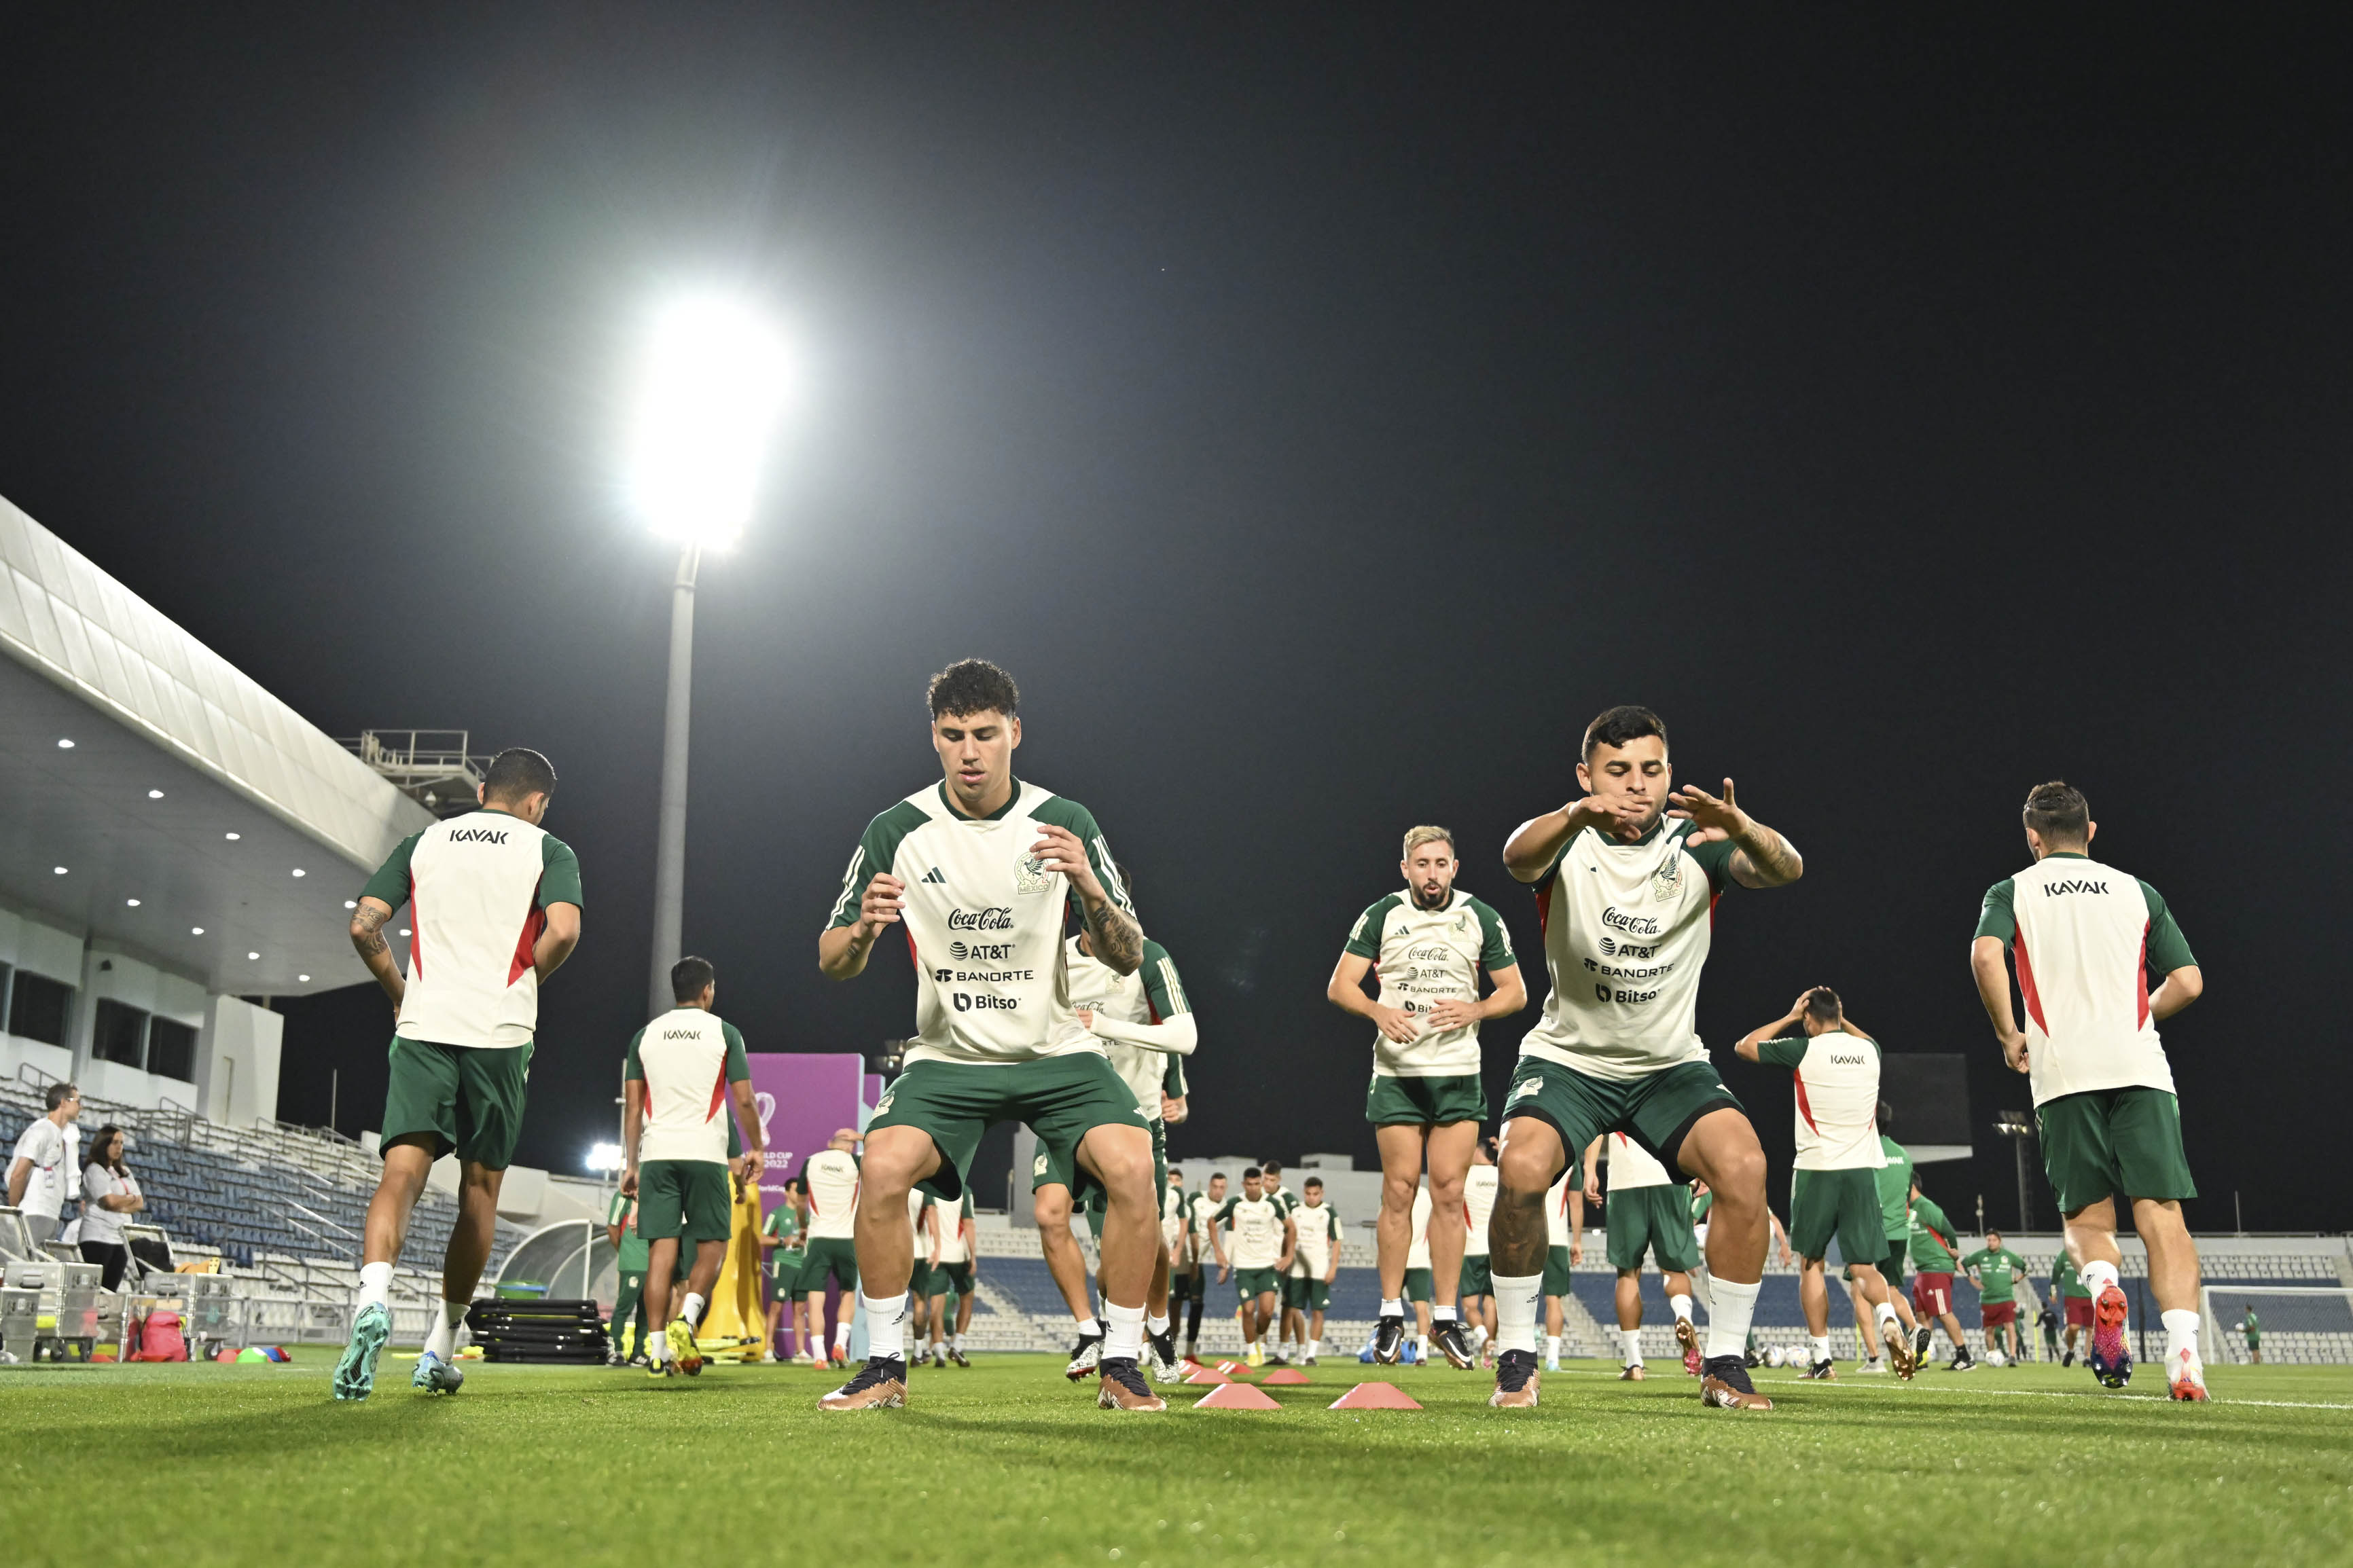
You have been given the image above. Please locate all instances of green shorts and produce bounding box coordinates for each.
[1282,1274,1331,1311]
[1234,1266,1281,1300]
[1068,1118,1168,1230]
[1365,1072,1489,1127]
[1789,1167,1886,1266]
[1543,1245,1575,1296]
[927,1259,975,1298]
[1500,1054,1741,1182]
[380,1036,533,1168]
[771,1251,808,1296]
[877,1054,1147,1203]
[1459,1254,1494,1298]
[1402,1266,1434,1303]
[802,1236,858,1293]
[1604,1184,1702,1273]
[2036,1087,2197,1214]
[1846,1236,1907,1286]
[634,1159,734,1246]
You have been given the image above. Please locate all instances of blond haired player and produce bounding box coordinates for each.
[1328,825,1526,1368]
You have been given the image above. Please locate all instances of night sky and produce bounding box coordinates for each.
[3,8,2346,1231]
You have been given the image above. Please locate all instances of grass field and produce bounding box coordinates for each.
[8,1353,2351,1567]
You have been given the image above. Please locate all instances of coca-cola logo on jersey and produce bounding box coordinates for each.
[948,907,1015,930]
[1599,905,1661,936]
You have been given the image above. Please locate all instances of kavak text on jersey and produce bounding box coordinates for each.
[624,1008,751,1165]
[1755,1032,1886,1171]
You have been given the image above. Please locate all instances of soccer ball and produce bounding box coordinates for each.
[1764,1345,1787,1368]
[1984,1349,2008,1368]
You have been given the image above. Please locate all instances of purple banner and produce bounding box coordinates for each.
[744,1053,872,1210]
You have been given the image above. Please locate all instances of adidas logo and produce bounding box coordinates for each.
[921,867,947,884]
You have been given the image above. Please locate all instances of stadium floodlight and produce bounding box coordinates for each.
[626,293,795,1019]
[586,1142,627,1175]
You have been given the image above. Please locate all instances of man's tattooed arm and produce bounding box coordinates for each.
[1083,895,1145,976]
[1729,819,1803,888]
[349,897,406,1006]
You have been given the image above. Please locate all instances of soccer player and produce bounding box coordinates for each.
[1329,825,1527,1368]
[1487,706,1803,1410]
[1402,1178,1436,1363]
[1734,987,1914,1381]
[1032,894,1198,1383]
[1286,1176,1344,1364]
[801,1130,863,1368]
[761,1175,812,1362]
[1962,1230,2030,1365]
[2050,1251,2090,1366]
[1970,780,2208,1400]
[1460,1137,1501,1364]
[905,1186,934,1355]
[2241,1305,2261,1366]
[605,1184,683,1365]
[1583,1131,1704,1381]
[817,660,1164,1412]
[1843,1100,1921,1372]
[922,1190,977,1366]
[622,955,766,1377]
[1212,1167,1296,1366]
[1541,1168,1585,1372]
[337,748,582,1402]
[1907,1176,1973,1369]
[1176,1171,1224,1360]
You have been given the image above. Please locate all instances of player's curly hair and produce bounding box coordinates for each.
[1581,704,1667,761]
[927,659,1020,720]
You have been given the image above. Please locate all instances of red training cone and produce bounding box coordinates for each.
[1183,1366,1232,1385]
[1329,1381,1422,1410]
[1194,1381,1282,1410]
[1260,1367,1310,1385]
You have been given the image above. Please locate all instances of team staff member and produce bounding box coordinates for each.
[7,1082,82,1245]
[1962,1230,2030,1365]
[77,1125,143,1291]
[761,1176,810,1363]
[1907,1177,1973,1370]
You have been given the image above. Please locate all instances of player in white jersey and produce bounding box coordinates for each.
[817,661,1163,1412]
[1285,1177,1345,1364]
[1970,781,2207,1399]
[1401,1179,1436,1362]
[337,748,583,1402]
[1460,1138,1501,1364]
[800,1130,864,1368]
[1540,1169,1585,1371]
[622,956,766,1376]
[1179,1172,1227,1359]
[1583,1131,1704,1379]
[1488,706,1803,1410]
[1212,1167,1297,1364]
[920,1190,977,1366]
[1735,987,1913,1380]
[1329,826,1527,1369]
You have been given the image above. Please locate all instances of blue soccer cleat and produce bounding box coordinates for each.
[412,1349,465,1396]
[334,1302,392,1402]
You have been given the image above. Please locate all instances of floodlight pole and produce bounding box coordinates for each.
[647,541,702,1020]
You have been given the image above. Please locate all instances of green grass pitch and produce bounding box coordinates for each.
[7,1355,2350,1566]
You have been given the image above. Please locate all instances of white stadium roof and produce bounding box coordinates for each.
[0,492,433,994]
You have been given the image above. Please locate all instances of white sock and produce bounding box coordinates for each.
[833,1320,852,1350]
[1074,1315,1102,1339]
[1307,1338,1320,1359]
[2162,1309,2202,1365]
[424,1298,467,1360]
[952,1332,965,1351]
[1492,1271,1543,1355]
[1380,1296,1404,1317]
[1706,1276,1761,1360]
[1545,1334,1562,1363]
[357,1261,394,1312]
[1432,1304,1459,1324]
[647,1328,669,1364]
[1620,1327,1644,1365]
[1874,1299,1901,1332]
[1415,1334,1429,1358]
[1146,1313,1170,1337]
[681,1292,706,1330]
[1809,1335,1831,1364]
[1104,1301,1146,1363]
[861,1291,910,1362]
[2082,1260,2121,1300]
[1669,1292,1695,1325]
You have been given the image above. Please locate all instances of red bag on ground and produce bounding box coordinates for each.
[130,1309,188,1362]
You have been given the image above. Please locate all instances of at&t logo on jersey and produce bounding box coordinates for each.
[949,940,1016,961]
[948,907,1014,931]
[1598,935,1659,959]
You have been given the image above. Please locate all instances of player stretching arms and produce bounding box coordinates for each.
[1584,1131,1704,1381]
[801,1131,863,1368]
[1213,1167,1295,1365]
[1907,1177,1973,1369]
[1962,1230,2029,1365]
[1329,826,1526,1368]
[1286,1176,1344,1364]
[1971,780,2208,1400]
[1735,987,1914,1381]
[622,957,766,1377]
[1485,706,1803,1410]
[921,1190,977,1366]
[818,660,1163,1412]
[337,748,581,1401]
[1541,1169,1585,1371]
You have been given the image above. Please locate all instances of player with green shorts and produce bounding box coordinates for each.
[920,1190,978,1367]
[337,748,582,1402]
[1842,1114,1920,1370]
[1174,1172,1222,1360]
[1329,825,1528,1369]
[762,1178,810,1362]
[1459,1140,1501,1362]
[1284,1177,1344,1363]
[1540,1170,1583,1371]
[817,659,1164,1412]
[1490,706,1805,1410]
[1971,780,2207,1398]
[1589,1130,1704,1380]
[1213,1168,1296,1366]
[2241,1306,2261,1365]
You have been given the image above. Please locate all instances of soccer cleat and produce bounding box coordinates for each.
[1305,1354,1318,1367]
[1675,1318,1704,1377]
[1489,1349,1540,1407]
[1619,1362,1646,1381]
[647,1351,675,1379]
[667,1317,703,1376]
[411,1349,464,1396]
[1147,1332,1183,1384]
[1914,1326,1933,1364]
[1264,1352,1290,1368]
[1880,1317,1917,1380]
[789,1349,817,1366]
[1743,1347,1762,1369]
[2089,1283,2132,1388]
[1245,1343,1265,1368]
[1700,1355,1774,1410]
[1544,1353,1561,1372]
[1096,1357,1166,1410]
[819,1356,908,1410]
[1432,1320,1475,1370]
[1857,1358,1888,1375]
[2167,1351,2208,1402]
[1372,1313,1407,1365]
[948,1347,971,1368]
[1801,1358,1837,1381]
[1065,1332,1104,1381]
[332,1302,392,1402]
[2062,1349,2076,1368]
[831,1345,852,1369]
[1948,1351,1976,1372]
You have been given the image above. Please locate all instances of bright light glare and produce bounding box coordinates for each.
[586,1142,628,1175]
[625,296,792,548]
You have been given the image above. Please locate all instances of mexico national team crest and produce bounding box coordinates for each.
[1651,852,1682,903]
[1032,1152,1050,1179]
[1015,851,1050,895]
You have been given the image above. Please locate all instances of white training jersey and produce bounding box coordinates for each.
[362,809,583,1051]
[1217,1193,1289,1269]
[1602,1130,1674,1190]
[1161,1182,1190,1250]
[1545,1173,1575,1249]
[802,1148,861,1240]
[1342,888,1517,1077]
[1977,853,2197,1107]
[826,780,1132,1068]
[929,1195,973,1264]
[1462,1164,1499,1257]
[624,1008,750,1165]
[1520,818,1740,1080]
[908,1185,928,1247]
[1185,1188,1221,1250]
[1753,1030,1886,1171]
[1289,1201,1343,1277]
[1064,934,1191,1116]
[1406,1182,1433,1269]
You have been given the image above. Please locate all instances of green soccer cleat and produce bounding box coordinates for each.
[411,1349,464,1396]
[334,1302,392,1402]
[667,1316,704,1376]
